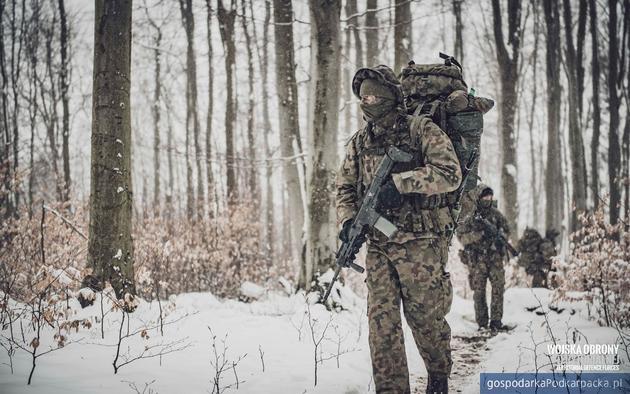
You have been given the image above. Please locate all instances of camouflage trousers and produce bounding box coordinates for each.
[467,254,505,326]
[366,237,453,394]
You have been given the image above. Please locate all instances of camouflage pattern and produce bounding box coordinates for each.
[366,237,453,393]
[336,115,462,244]
[517,228,558,288]
[457,185,510,327]
[337,67,462,393]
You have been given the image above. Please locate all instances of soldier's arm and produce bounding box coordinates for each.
[498,212,510,237]
[392,117,462,195]
[336,135,360,227]
[456,220,483,245]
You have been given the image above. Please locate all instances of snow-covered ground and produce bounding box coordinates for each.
[1,287,628,394]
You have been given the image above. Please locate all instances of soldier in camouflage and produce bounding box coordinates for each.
[457,185,510,332]
[517,228,559,288]
[336,65,462,394]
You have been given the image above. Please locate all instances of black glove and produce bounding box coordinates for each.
[339,220,353,243]
[338,220,366,267]
[378,177,403,210]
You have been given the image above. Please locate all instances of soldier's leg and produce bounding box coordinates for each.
[488,260,505,323]
[366,242,409,394]
[531,270,544,288]
[396,238,453,378]
[468,259,489,327]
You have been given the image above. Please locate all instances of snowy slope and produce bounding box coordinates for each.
[0,288,627,394]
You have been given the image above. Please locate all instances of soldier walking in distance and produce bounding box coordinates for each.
[336,65,462,394]
[517,228,559,288]
[457,185,511,332]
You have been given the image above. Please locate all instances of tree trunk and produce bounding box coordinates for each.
[607,0,622,225]
[256,0,275,255]
[394,0,412,73]
[26,1,40,218]
[365,0,378,66]
[217,0,238,203]
[58,0,71,203]
[89,0,135,300]
[623,0,630,228]
[306,0,341,288]
[0,0,11,219]
[543,0,564,233]
[179,0,204,219]
[146,10,162,214]
[273,0,305,270]
[9,0,26,214]
[527,0,540,228]
[240,0,258,200]
[453,0,464,64]
[491,0,521,235]
[589,0,601,208]
[561,0,588,230]
[205,0,215,218]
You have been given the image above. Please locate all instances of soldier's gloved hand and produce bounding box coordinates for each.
[378,177,403,210]
[339,220,353,243]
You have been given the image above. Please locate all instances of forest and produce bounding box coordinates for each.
[0,0,629,393]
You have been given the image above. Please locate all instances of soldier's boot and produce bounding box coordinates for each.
[489,320,510,333]
[426,373,448,394]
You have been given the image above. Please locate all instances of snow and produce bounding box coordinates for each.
[113,249,122,260]
[239,281,265,300]
[0,288,627,393]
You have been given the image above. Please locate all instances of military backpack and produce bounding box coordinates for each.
[399,53,489,193]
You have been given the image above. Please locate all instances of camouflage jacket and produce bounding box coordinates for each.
[336,113,462,243]
[517,229,556,272]
[457,205,510,257]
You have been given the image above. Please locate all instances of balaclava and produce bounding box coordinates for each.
[359,78,398,124]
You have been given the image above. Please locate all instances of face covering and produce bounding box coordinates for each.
[479,199,493,209]
[360,98,397,122]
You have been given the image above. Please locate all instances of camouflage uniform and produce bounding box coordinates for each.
[337,66,462,394]
[456,185,509,328]
[517,228,558,288]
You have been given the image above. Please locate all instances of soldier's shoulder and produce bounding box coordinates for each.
[344,127,367,148]
[406,114,448,145]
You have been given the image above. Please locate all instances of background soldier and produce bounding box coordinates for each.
[336,65,462,394]
[457,185,510,332]
[517,228,559,288]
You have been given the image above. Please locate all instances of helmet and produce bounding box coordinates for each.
[352,65,404,104]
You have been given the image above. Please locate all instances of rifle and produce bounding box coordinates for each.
[474,215,519,257]
[321,146,414,304]
[447,149,478,246]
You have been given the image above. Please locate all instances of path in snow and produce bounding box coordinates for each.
[412,331,494,393]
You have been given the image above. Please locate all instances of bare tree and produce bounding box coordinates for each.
[88,0,135,301]
[179,0,204,219]
[307,0,341,286]
[145,5,163,214]
[58,0,71,203]
[273,0,305,268]
[561,0,588,230]
[394,0,412,73]
[453,0,464,64]
[491,0,522,234]
[543,0,564,233]
[589,0,601,208]
[250,0,275,254]
[607,0,622,225]
[365,0,378,66]
[205,0,215,217]
[217,0,238,202]
[239,0,258,199]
